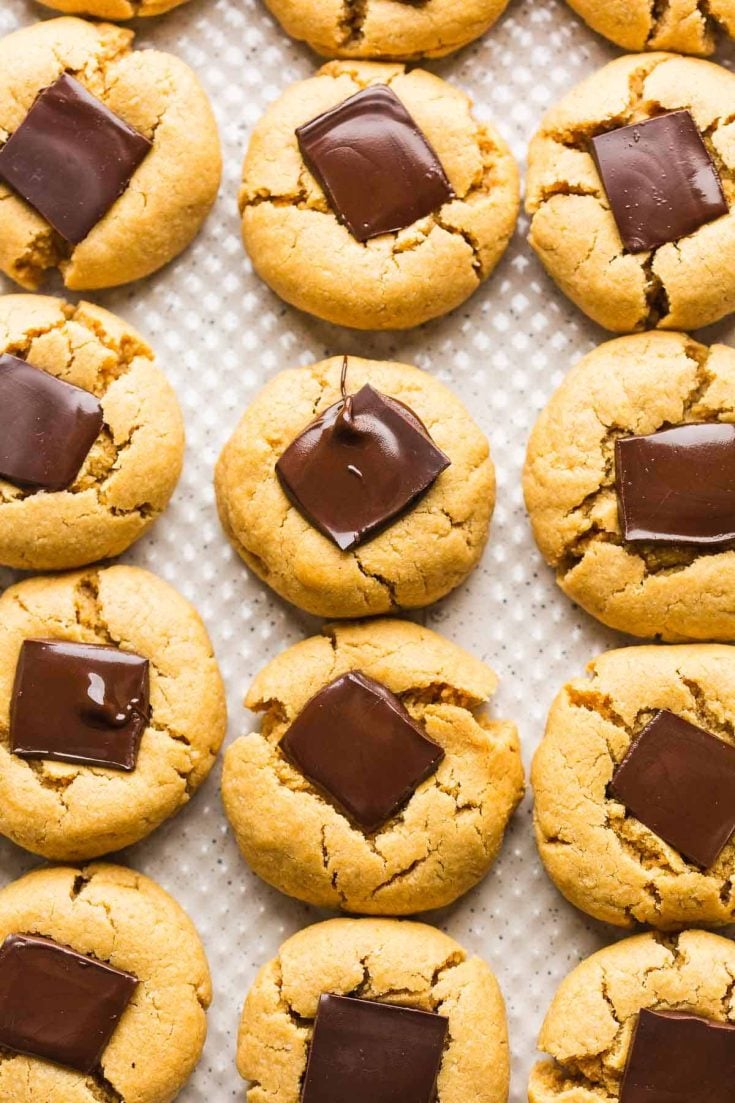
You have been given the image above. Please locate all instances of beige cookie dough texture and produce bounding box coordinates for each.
[0,863,211,1103]
[238,918,510,1103]
[0,18,221,291]
[38,0,188,17]
[240,61,519,330]
[0,565,227,861]
[0,295,184,571]
[262,0,511,59]
[566,0,735,54]
[534,645,735,929]
[526,53,735,333]
[222,619,524,915]
[524,331,735,641]
[530,930,735,1103]
[216,356,495,618]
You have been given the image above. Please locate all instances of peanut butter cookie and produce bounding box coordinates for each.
[565,0,735,56]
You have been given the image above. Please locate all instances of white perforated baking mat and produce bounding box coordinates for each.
[2,0,735,1097]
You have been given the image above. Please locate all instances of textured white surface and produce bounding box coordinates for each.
[1,1,735,1099]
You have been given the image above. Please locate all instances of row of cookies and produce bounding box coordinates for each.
[5,18,735,339]
[23,0,735,59]
[4,558,735,936]
[2,860,734,1103]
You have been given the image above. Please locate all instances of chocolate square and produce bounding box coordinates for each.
[280,671,444,833]
[0,353,103,491]
[615,423,735,545]
[11,640,150,772]
[0,73,152,245]
[302,994,448,1103]
[591,111,727,253]
[621,1009,735,1103]
[610,709,735,867]
[296,84,454,242]
[0,933,137,1074]
[276,384,450,552]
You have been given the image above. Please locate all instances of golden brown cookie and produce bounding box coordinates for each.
[222,618,523,915]
[0,18,221,290]
[0,862,210,1103]
[534,644,735,929]
[530,930,735,1103]
[215,355,495,618]
[0,295,184,571]
[524,331,735,641]
[38,0,189,16]
[240,61,519,330]
[526,53,735,333]
[238,918,510,1103]
[565,0,735,55]
[261,0,512,59]
[0,564,227,860]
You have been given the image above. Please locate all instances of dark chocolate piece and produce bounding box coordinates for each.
[301,994,448,1103]
[610,709,735,867]
[280,670,444,832]
[621,1009,735,1103]
[11,639,150,771]
[615,422,735,545]
[591,110,727,254]
[276,376,450,552]
[0,352,103,491]
[0,73,152,244]
[0,933,137,1074]
[296,84,454,242]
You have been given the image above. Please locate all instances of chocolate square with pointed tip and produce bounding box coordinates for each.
[621,1010,735,1103]
[0,352,103,491]
[296,84,454,242]
[11,639,150,772]
[610,709,735,867]
[591,110,727,254]
[615,422,735,545]
[302,994,448,1103]
[0,73,152,245]
[276,384,450,552]
[280,671,444,833]
[0,933,137,1074]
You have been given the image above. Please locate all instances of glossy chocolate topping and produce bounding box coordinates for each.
[11,639,150,771]
[280,670,445,833]
[615,422,735,545]
[610,709,735,868]
[591,110,727,254]
[0,73,152,244]
[301,994,448,1103]
[296,84,454,242]
[0,352,103,491]
[0,933,137,1074]
[621,1009,735,1103]
[276,361,450,551]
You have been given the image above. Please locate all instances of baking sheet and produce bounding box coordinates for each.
[2,0,735,1097]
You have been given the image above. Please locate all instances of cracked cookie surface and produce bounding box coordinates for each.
[215,356,495,618]
[239,60,519,330]
[37,0,190,17]
[565,0,735,55]
[526,53,735,333]
[0,565,227,860]
[0,862,211,1103]
[222,619,524,915]
[0,18,221,291]
[524,331,735,641]
[0,295,184,570]
[530,929,735,1103]
[533,644,735,929]
[238,917,510,1103]
[261,0,511,59]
